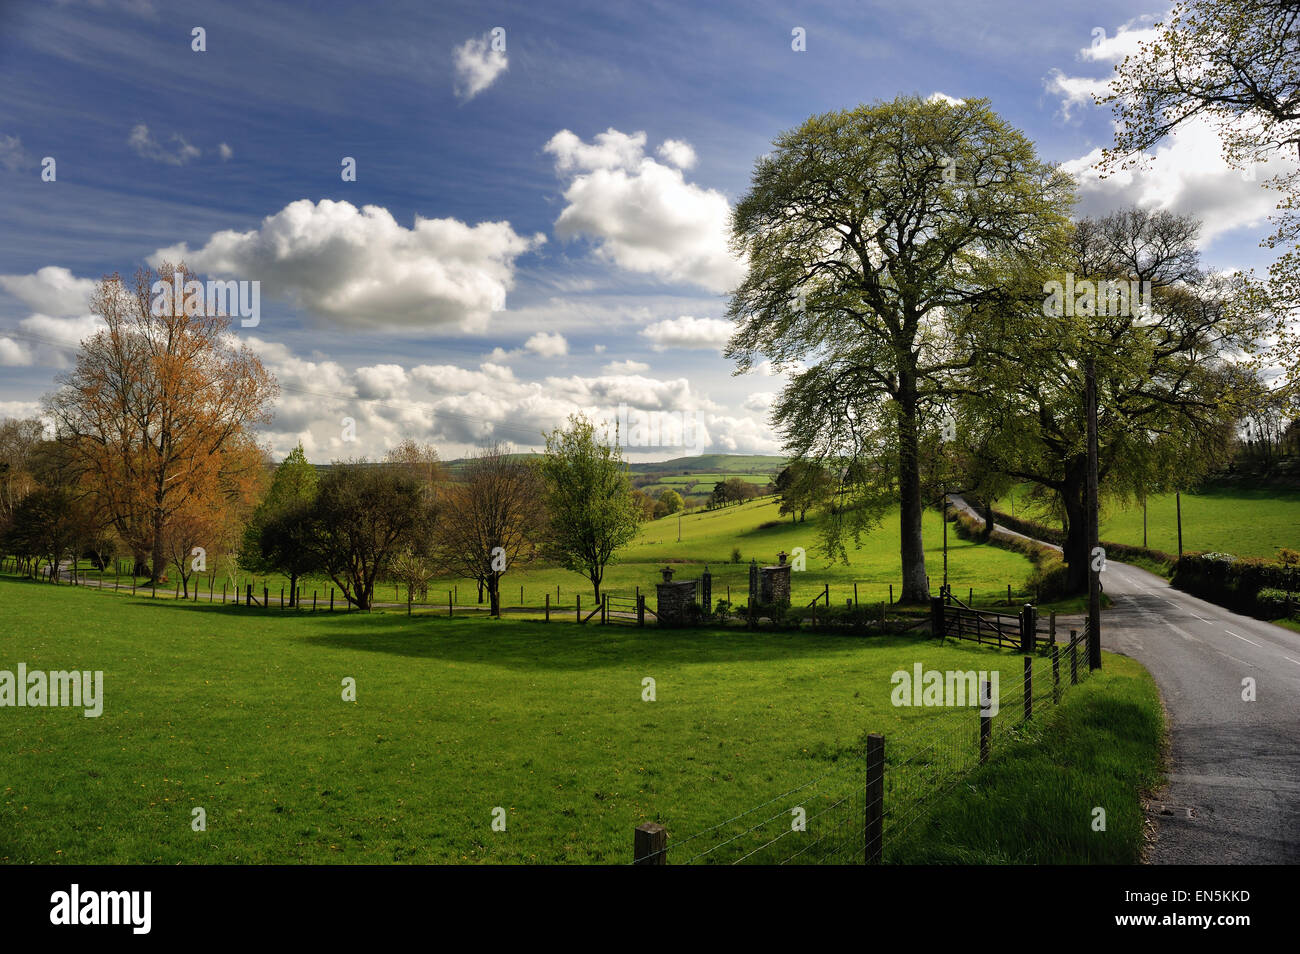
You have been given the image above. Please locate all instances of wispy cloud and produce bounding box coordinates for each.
[127,123,200,165]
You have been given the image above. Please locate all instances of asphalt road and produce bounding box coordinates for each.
[950,496,1300,863]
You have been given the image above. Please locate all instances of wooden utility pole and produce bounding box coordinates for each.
[1085,357,1102,671]
[1142,491,1148,548]
[941,494,949,590]
[1176,491,1184,560]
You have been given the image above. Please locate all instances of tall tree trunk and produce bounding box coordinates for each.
[1062,458,1089,595]
[982,497,994,540]
[896,387,929,602]
[150,509,165,584]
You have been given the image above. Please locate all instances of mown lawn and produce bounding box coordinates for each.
[0,576,1158,864]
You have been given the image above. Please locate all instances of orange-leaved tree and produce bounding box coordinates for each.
[45,263,277,582]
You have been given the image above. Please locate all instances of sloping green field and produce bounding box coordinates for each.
[1001,485,1300,559]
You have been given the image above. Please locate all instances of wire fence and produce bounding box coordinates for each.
[632,625,1098,865]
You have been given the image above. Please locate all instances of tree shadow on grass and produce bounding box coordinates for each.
[8,576,957,673]
[292,612,939,672]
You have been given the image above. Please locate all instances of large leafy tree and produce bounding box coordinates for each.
[654,488,684,517]
[726,96,1074,600]
[302,461,428,611]
[1101,0,1300,390]
[45,265,276,581]
[773,461,832,523]
[956,208,1265,591]
[257,499,324,605]
[538,415,640,602]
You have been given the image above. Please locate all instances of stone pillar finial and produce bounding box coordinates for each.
[778,550,788,565]
[661,565,674,582]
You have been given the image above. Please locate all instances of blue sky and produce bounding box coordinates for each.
[0,0,1288,461]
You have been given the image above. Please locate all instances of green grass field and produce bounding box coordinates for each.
[78,497,1041,612]
[999,485,1300,561]
[0,577,1158,864]
[890,652,1164,863]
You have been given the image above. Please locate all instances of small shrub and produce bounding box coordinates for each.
[731,546,742,563]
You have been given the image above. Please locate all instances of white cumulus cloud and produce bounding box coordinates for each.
[149,199,544,331]
[1062,115,1289,245]
[524,331,568,357]
[0,266,97,316]
[453,31,508,101]
[656,139,697,169]
[545,128,745,293]
[641,315,733,352]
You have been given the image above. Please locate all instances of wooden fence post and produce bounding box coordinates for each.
[865,733,885,864]
[1023,656,1033,722]
[602,593,607,625]
[854,582,859,606]
[545,593,550,622]
[879,600,885,634]
[1020,603,1035,653]
[979,681,992,764]
[1049,611,1057,645]
[634,822,667,865]
[1052,644,1061,704]
[1006,583,1012,606]
[312,591,317,611]
[576,595,581,624]
[448,591,453,618]
[889,583,894,604]
[637,595,645,627]
[1069,630,1078,685]
[281,586,285,609]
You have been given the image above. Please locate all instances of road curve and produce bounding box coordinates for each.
[949,495,1300,864]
